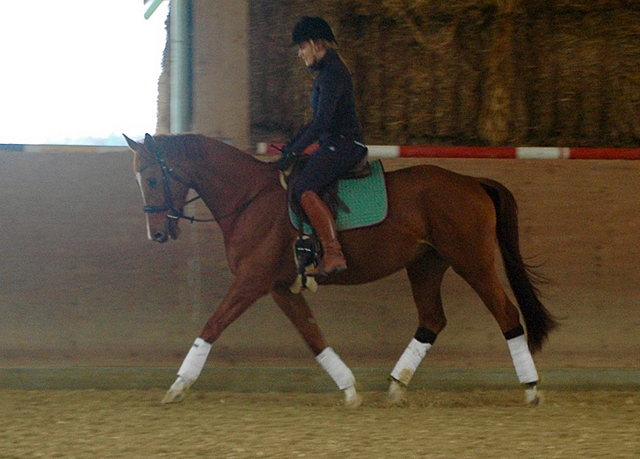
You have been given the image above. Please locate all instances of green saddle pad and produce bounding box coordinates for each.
[290,160,388,233]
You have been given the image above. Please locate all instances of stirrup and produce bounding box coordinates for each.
[306,254,347,277]
[289,235,319,293]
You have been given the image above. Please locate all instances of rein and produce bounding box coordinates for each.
[210,182,273,222]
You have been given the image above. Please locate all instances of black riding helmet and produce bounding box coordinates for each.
[291,16,337,45]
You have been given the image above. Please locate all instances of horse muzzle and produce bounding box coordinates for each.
[149,215,181,243]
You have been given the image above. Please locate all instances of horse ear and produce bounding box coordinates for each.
[123,134,141,152]
[144,133,158,150]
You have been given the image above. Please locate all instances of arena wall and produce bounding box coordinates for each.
[1,149,638,370]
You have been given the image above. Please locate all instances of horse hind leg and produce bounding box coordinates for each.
[271,287,362,408]
[388,327,438,406]
[457,263,542,407]
[506,325,542,407]
[388,256,448,405]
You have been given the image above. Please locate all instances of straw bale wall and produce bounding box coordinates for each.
[248,0,640,147]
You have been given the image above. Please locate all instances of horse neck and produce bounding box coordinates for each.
[186,136,278,222]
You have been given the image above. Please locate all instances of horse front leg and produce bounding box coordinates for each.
[162,281,268,404]
[271,288,362,408]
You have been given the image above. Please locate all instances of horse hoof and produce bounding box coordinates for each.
[524,385,543,407]
[162,390,185,404]
[387,380,408,406]
[161,376,191,404]
[344,386,363,409]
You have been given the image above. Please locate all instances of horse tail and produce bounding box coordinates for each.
[479,179,558,353]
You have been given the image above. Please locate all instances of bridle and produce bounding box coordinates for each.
[142,140,214,224]
[141,138,271,224]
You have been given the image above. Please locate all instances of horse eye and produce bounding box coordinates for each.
[148,177,158,188]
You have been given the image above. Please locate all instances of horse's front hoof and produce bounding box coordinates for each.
[524,384,543,407]
[387,380,408,407]
[161,376,191,404]
[344,386,362,409]
[162,390,185,404]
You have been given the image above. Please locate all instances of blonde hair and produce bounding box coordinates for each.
[309,38,337,53]
[310,39,352,71]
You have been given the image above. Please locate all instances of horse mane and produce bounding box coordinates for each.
[152,134,270,169]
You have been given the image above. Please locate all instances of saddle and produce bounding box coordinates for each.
[281,156,388,293]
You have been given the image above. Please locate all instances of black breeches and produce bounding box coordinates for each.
[291,136,367,203]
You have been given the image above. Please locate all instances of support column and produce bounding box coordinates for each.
[191,0,250,149]
[170,0,191,133]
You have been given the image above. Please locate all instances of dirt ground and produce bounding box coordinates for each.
[1,389,637,458]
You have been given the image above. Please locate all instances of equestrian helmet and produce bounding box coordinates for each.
[292,16,337,45]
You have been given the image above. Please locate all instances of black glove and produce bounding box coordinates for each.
[276,145,297,171]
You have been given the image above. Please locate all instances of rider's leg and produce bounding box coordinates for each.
[300,190,346,275]
[291,138,366,276]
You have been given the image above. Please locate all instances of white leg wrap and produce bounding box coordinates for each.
[507,334,538,384]
[177,337,212,382]
[315,347,355,390]
[390,338,431,386]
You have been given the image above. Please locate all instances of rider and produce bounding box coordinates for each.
[278,16,367,276]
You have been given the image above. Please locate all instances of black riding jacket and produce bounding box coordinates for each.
[289,48,364,154]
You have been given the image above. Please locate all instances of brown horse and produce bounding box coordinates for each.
[124,133,557,407]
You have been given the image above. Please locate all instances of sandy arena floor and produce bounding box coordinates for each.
[1,389,638,458]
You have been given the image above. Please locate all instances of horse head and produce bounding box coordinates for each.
[124,133,190,243]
